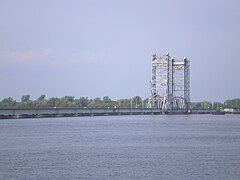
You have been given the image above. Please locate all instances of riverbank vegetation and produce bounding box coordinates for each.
[0,95,147,109]
[0,95,239,111]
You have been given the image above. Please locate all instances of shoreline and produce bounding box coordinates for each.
[0,107,238,119]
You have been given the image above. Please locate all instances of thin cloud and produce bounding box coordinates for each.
[0,49,111,67]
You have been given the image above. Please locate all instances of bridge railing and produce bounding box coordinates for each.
[0,108,162,117]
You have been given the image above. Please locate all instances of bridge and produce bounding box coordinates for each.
[0,108,216,119]
[0,53,225,119]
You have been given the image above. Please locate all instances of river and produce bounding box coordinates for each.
[0,115,240,179]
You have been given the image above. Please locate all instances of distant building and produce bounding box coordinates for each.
[223,108,235,112]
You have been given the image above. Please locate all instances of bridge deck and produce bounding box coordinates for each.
[0,108,216,119]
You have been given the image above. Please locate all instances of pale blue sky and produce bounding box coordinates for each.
[0,0,240,102]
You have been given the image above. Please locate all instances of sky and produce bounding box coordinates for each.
[0,0,240,102]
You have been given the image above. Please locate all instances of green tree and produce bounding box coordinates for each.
[38,94,46,101]
[17,95,31,107]
[132,96,142,108]
[21,95,30,103]
[224,98,240,111]
[116,98,131,108]
[212,102,224,110]
[78,97,89,108]
[103,96,111,107]
[89,97,102,108]
[0,97,17,108]
[33,94,47,107]
[57,96,76,107]
[142,98,149,108]
[47,97,58,107]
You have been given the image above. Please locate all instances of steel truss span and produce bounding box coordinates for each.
[147,53,191,113]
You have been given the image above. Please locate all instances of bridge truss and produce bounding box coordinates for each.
[147,53,190,113]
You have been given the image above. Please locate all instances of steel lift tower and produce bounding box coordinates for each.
[147,53,190,113]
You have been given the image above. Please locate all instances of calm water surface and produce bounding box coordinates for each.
[0,115,240,180]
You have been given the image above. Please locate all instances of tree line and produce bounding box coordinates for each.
[191,98,240,111]
[0,95,239,111]
[0,95,148,109]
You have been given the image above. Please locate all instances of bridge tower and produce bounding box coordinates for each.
[147,53,171,112]
[147,53,190,113]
